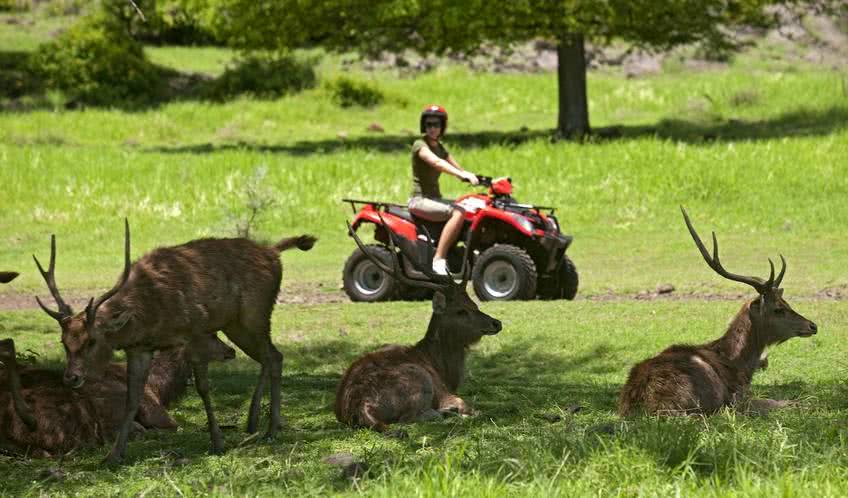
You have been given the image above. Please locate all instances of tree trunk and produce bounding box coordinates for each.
[556,33,590,138]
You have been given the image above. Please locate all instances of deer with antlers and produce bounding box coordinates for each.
[335,220,502,432]
[33,221,316,463]
[0,335,235,457]
[618,207,818,416]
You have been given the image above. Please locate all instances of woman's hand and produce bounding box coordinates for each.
[459,170,479,185]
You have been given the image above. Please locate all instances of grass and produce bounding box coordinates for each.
[1,9,848,497]
[0,300,846,496]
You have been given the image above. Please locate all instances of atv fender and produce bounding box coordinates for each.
[471,206,537,237]
[351,205,418,242]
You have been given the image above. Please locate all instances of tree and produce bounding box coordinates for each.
[166,0,845,137]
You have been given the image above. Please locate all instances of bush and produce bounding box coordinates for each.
[325,76,384,108]
[29,13,164,107]
[205,53,317,100]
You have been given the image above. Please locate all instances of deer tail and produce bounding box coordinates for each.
[0,272,19,283]
[273,234,317,253]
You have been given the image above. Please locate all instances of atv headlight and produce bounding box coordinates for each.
[546,215,559,233]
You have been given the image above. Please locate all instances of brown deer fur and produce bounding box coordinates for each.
[618,208,817,416]
[33,222,316,463]
[335,291,501,431]
[0,335,235,457]
[335,217,501,432]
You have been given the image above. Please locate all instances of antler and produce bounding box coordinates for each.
[681,206,786,294]
[33,234,74,322]
[85,219,132,326]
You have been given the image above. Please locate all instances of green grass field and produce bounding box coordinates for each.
[1,10,848,497]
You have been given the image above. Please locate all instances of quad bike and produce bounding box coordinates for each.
[342,175,578,302]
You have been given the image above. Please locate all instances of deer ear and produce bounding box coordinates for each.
[432,292,446,314]
[102,310,132,334]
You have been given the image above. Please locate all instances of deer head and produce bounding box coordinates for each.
[33,220,133,388]
[681,207,817,344]
[346,217,502,343]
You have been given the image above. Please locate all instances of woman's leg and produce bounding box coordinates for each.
[434,209,464,261]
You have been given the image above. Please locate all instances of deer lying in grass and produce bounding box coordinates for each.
[335,222,502,432]
[0,272,18,283]
[33,221,316,463]
[0,335,235,457]
[618,207,818,416]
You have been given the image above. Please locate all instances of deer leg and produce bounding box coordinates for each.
[0,339,37,431]
[104,350,152,465]
[264,345,283,439]
[246,364,268,434]
[223,322,283,440]
[436,394,473,416]
[192,360,225,454]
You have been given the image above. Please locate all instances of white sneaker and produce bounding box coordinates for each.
[431,257,448,276]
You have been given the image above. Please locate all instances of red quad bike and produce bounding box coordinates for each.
[342,175,578,302]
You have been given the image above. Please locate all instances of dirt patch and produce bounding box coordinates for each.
[4,283,843,311]
[0,282,348,312]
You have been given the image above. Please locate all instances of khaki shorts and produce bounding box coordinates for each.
[408,197,463,222]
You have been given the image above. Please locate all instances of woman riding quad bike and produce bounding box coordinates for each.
[342,174,578,302]
[342,104,577,302]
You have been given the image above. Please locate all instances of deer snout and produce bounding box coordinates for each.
[63,371,85,389]
[799,321,817,337]
[485,318,502,335]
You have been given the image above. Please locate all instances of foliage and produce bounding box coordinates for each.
[169,0,846,56]
[324,75,384,108]
[29,12,164,107]
[222,165,280,239]
[100,0,218,45]
[205,52,317,100]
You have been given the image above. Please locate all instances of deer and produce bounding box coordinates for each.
[335,219,502,432]
[618,207,818,416]
[0,334,235,457]
[33,220,316,463]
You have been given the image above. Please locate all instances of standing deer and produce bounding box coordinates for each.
[33,221,316,463]
[618,207,818,416]
[335,221,502,432]
[0,334,235,457]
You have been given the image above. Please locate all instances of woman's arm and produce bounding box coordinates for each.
[418,147,478,183]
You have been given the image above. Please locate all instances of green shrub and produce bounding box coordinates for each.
[325,76,384,108]
[29,13,164,107]
[205,53,317,100]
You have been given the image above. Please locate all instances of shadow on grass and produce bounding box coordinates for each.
[2,335,846,494]
[141,105,848,156]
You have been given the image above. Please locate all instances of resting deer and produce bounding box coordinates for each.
[0,335,235,457]
[335,221,502,432]
[618,207,818,416]
[33,221,316,463]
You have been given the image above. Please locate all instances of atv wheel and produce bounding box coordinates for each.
[342,244,399,302]
[538,255,579,300]
[472,244,537,301]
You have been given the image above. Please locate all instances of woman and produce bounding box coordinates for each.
[408,104,479,275]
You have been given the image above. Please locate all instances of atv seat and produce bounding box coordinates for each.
[386,206,415,222]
